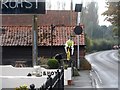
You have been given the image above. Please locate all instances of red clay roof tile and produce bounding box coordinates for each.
[1,26,85,46]
[1,10,85,46]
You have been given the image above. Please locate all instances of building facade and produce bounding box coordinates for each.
[1,10,85,66]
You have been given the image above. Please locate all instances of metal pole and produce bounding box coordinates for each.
[77,12,80,70]
[32,15,38,66]
[70,0,73,25]
[77,35,80,69]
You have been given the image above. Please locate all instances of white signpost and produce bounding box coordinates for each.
[75,4,83,70]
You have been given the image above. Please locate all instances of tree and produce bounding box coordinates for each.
[102,2,120,43]
[102,2,120,26]
[113,26,118,36]
[81,2,99,39]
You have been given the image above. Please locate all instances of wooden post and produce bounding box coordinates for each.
[32,15,38,66]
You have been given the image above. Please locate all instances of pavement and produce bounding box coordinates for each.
[64,70,93,90]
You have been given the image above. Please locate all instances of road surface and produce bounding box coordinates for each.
[85,50,119,88]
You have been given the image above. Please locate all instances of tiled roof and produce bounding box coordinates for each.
[2,10,77,26]
[0,26,85,46]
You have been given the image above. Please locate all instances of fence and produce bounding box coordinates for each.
[30,67,64,90]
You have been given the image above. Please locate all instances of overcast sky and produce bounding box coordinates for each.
[97,0,111,26]
[46,0,112,26]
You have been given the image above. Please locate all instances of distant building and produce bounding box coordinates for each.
[1,10,85,66]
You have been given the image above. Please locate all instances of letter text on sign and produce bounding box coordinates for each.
[0,0,46,14]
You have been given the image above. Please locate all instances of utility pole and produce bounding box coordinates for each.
[32,15,38,66]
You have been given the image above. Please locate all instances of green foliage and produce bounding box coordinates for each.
[37,57,48,65]
[15,85,28,90]
[113,26,118,36]
[47,58,59,69]
[85,36,117,53]
[85,35,93,52]
[102,1,120,40]
[80,58,91,70]
[64,64,68,69]
[81,2,99,39]
[90,39,115,52]
[102,2,120,42]
[72,67,80,76]
[102,2,119,26]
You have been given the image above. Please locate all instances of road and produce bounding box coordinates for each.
[85,50,119,88]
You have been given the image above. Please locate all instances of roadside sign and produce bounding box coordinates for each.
[75,4,82,12]
[74,26,83,35]
[0,0,46,14]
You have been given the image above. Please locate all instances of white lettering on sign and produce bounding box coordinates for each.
[9,0,18,9]
[1,0,8,8]
[35,0,38,9]
[1,0,38,9]
[24,0,32,9]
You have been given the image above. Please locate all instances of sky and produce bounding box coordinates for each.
[97,0,112,26]
[46,0,112,26]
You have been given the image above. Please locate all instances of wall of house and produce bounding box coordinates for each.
[2,46,32,66]
[2,11,77,26]
[1,65,72,88]
[2,46,85,67]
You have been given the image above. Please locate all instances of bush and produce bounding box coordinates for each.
[72,67,80,76]
[15,85,28,90]
[89,39,115,52]
[47,58,59,69]
[80,58,91,70]
[37,57,48,65]
[64,64,68,69]
[85,35,93,52]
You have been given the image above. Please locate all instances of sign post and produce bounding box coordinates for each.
[32,15,38,66]
[75,4,82,70]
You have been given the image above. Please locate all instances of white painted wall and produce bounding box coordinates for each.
[0,65,72,89]
[64,67,72,85]
[1,65,34,76]
[1,76,47,88]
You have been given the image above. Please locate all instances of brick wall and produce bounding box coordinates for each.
[2,10,77,26]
